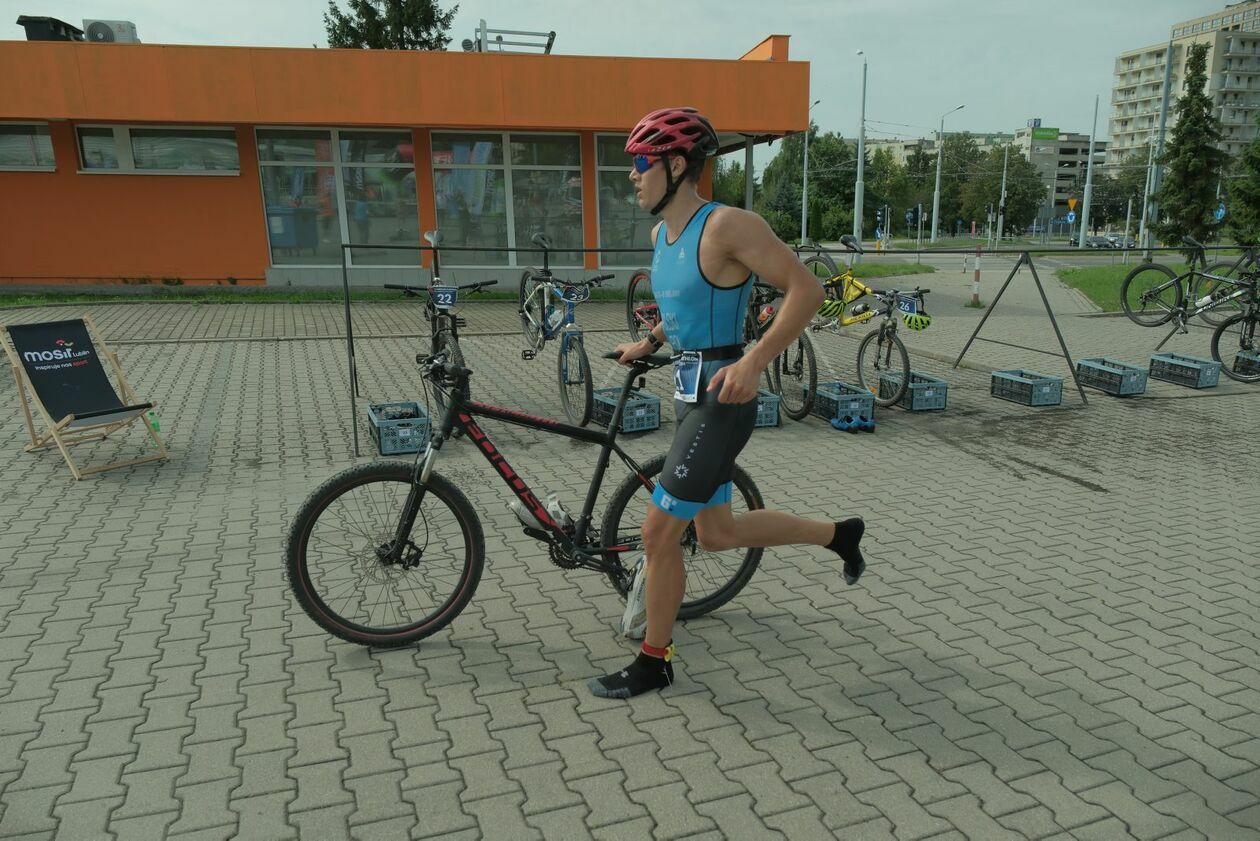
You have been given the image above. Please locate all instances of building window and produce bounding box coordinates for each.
[596,135,657,268]
[0,123,55,169]
[77,125,239,173]
[431,131,584,267]
[257,128,417,267]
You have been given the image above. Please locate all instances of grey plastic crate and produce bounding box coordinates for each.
[879,371,948,411]
[1233,350,1260,376]
[367,401,430,455]
[1148,352,1220,389]
[755,389,780,428]
[592,387,661,433]
[1076,357,1148,396]
[991,370,1063,407]
[810,381,875,422]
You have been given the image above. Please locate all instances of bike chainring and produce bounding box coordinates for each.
[548,540,585,570]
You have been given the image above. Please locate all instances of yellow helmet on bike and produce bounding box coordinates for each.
[817,299,846,318]
[901,312,932,331]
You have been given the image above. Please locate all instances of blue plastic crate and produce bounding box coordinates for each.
[592,387,661,433]
[367,401,430,455]
[1149,352,1220,389]
[879,371,948,411]
[754,389,780,428]
[991,370,1063,406]
[1076,357,1148,396]
[1234,350,1260,376]
[810,381,875,422]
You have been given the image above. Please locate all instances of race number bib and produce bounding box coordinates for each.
[673,351,702,403]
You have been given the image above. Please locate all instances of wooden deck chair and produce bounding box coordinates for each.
[2,316,168,480]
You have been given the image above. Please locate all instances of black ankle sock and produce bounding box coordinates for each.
[826,518,866,585]
[588,650,675,699]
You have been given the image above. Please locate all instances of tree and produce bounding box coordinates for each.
[1151,42,1229,251]
[960,146,1045,236]
[325,0,458,50]
[867,147,909,235]
[1227,114,1260,245]
[712,157,751,208]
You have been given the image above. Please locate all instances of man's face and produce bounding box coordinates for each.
[629,153,668,211]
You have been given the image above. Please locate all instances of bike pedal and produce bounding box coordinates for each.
[521,349,536,361]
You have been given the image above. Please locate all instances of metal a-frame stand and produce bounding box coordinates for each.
[953,251,1089,405]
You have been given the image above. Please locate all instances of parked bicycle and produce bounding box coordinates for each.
[1209,270,1260,384]
[746,280,816,421]
[285,350,764,647]
[804,236,933,408]
[385,230,497,433]
[1120,237,1258,329]
[519,232,615,426]
[625,267,657,342]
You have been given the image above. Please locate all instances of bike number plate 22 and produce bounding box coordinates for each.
[431,286,458,308]
[674,351,702,403]
[895,294,918,315]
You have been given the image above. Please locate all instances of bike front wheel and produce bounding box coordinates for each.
[1211,311,1260,384]
[1194,262,1247,327]
[856,325,910,407]
[601,455,764,620]
[519,269,546,352]
[1120,263,1182,326]
[625,269,659,342]
[771,331,817,420]
[286,462,485,647]
[557,330,593,426]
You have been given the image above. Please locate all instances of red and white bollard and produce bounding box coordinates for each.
[971,245,981,306]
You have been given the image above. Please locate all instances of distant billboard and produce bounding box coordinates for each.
[1031,127,1060,140]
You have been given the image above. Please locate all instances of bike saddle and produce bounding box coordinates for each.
[424,230,443,247]
[531,232,552,249]
[840,234,865,254]
[602,351,672,370]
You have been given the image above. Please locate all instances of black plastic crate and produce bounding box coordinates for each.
[879,371,948,411]
[1076,357,1148,396]
[1233,350,1260,376]
[367,401,430,455]
[1148,352,1220,389]
[592,387,661,433]
[810,381,875,422]
[991,370,1063,407]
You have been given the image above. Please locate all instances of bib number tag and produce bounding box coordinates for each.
[674,351,702,403]
[895,294,918,315]
[431,286,458,309]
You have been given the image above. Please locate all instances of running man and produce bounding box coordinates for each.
[589,107,868,700]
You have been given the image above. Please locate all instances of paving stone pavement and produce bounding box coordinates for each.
[1,271,1259,840]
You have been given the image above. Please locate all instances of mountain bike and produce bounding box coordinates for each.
[385,230,497,434]
[746,280,816,421]
[1120,238,1258,328]
[805,236,933,408]
[284,351,764,648]
[625,268,657,342]
[1209,272,1260,384]
[519,232,615,426]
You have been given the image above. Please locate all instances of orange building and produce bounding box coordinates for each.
[0,36,808,286]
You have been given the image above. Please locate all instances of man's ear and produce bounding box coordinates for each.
[670,154,688,179]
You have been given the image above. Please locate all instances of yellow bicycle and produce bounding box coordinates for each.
[801,235,933,408]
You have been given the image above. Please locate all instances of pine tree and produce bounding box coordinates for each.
[1226,114,1260,246]
[1151,42,1228,251]
[325,0,458,51]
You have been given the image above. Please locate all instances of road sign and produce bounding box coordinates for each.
[1215,202,1226,221]
[905,210,913,223]
[1066,211,1077,224]
[1067,198,1078,212]
[874,227,883,240]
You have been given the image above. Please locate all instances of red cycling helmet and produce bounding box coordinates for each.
[625,106,719,158]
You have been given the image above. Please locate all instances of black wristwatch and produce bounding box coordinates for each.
[646,332,663,351]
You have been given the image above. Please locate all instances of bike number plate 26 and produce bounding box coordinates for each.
[431,286,458,308]
[895,294,919,315]
[674,351,702,403]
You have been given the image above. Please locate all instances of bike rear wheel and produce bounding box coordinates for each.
[856,325,910,407]
[625,269,659,342]
[802,253,839,286]
[1120,263,1182,326]
[601,455,764,619]
[1211,311,1260,383]
[1194,262,1247,327]
[285,462,485,648]
[557,330,593,426]
[771,331,817,420]
[519,269,546,351]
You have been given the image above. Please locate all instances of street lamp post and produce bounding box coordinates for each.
[852,51,868,256]
[930,104,965,243]
[801,98,821,244]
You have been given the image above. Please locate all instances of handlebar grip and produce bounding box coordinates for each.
[384,284,410,290]
[918,288,931,294]
[592,274,616,283]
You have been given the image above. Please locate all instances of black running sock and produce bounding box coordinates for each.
[588,650,675,699]
[826,518,866,585]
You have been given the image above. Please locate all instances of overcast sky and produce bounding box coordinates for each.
[7,0,1226,166]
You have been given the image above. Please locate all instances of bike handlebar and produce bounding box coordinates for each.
[385,280,498,296]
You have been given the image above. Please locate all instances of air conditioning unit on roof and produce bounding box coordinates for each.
[82,20,140,43]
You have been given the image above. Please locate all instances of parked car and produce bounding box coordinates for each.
[1106,234,1136,248]
[1071,235,1111,248]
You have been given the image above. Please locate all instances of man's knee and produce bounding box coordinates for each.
[694,524,735,553]
[642,509,687,558]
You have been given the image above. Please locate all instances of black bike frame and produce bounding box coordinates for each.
[391,363,658,575]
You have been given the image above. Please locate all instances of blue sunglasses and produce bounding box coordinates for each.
[632,154,658,174]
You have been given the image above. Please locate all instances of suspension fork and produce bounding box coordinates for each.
[386,382,466,561]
